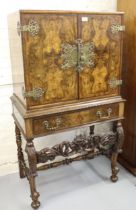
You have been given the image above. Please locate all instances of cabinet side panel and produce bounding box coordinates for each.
[8,11,26,106]
[118,0,136,166]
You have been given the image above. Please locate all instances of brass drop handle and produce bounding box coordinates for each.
[96,108,112,120]
[43,117,61,131]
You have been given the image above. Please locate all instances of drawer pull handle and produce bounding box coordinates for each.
[43,117,61,131]
[96,108,112,120]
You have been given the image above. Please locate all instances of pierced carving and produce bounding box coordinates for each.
[36,133,116,163]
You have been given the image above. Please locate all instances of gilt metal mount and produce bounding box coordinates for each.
[61,43,77,70]
[111,24,125,34]
[61,39,95,72]
[17,20,40,36]
[108,78,122,88]
[22,87,45,100]
[77,39,95,71]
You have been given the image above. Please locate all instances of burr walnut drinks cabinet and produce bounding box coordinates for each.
[8,10,125,208]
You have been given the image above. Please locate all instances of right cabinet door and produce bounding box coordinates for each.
[78,14,124,99]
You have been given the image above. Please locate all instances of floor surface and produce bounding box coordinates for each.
[0,156,136,210]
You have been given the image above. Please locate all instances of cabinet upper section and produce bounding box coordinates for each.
[9,11,124,109]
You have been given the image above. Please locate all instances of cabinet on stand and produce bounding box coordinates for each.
[8,10,125,208]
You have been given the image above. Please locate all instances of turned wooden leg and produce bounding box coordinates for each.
[29,176,40,209]
[25,140,40,209]
[15,123,26,178]
[110,121,124,182]
[90,125,95,135]
[111,152,119,182]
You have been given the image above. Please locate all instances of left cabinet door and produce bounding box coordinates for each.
[20,12,78,108]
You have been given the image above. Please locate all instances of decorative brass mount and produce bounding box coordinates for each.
[22,87,45,100]
[17,20,40,36]
[108,78,122,88]
[61,39,95,71]
[111,24,125,34]
[61,43,77,70]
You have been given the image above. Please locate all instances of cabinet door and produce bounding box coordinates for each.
[78,14,123,99]
[20,13,78,108]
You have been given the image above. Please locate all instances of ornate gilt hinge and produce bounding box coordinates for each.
[111,24,125,34]
[17,20,40,36]
[22,87,45,100]
[108,78,122,88]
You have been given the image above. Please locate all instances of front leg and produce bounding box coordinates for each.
[15,123,26,178]
[29,176,40,209]
[89,125,95,135]
[110,121,124,182]
[25,140,40,209]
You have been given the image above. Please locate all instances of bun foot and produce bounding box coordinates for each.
[110,166,119,182]
[110,175,118,182]
[30,189,40,209]
[31,201,40,209]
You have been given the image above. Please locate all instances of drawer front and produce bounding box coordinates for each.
[33,102,124,136]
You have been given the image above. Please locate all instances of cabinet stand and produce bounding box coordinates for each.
[15,121,124,209]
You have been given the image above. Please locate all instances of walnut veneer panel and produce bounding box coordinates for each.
[21,13,78,107]
[79,14,123,99]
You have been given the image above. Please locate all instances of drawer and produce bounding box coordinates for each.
[33,102,124,136]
